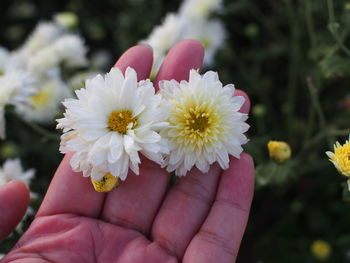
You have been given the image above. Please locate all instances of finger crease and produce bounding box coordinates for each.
[215,198,249,214]
[197,228,237,259]
[173,177,213,204]
[105,215,146,235]
[154,236,180,261]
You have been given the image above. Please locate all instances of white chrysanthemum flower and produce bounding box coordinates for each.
[180,0,223,20]
[21,22,63,55]
[0,70,36,138]
[159,69,249,176]
[53,35,88,67]
[26,46,60,74]
[182,19,226,65]
[27,34,87,74]
[57,67,169,180]
[141,13,184,55]
[15,77,71,122]
[0,158,35,186]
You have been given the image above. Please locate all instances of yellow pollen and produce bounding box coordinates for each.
[327,140,350,177]
[188,111,209,132]
[108,110,137,134]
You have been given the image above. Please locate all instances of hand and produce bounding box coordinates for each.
[0,181,30,242]
[1,40,255,263]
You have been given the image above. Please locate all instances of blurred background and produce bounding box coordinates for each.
[0,0,349,262]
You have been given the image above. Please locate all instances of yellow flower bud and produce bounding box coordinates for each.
[311,239,332,261]
[54,12,78,29]
[91,172,119,192]
[267,141,291,163]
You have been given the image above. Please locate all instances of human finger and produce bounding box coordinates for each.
[0,181,30,241]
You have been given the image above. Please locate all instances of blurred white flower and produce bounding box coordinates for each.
[141,13,184,55]
[182,19,226,65]
[0,158,35,186]
[27,34,87,74]
[0,71,36,138]
[0,19,89,125]
[20,22,63,56]
[180,0,223,20]
[141,0,226,69]
[16,77,71,122]
[27,46,60,74]
[159,69,249,176]
[57,67,169,181]
[53,35,88,67]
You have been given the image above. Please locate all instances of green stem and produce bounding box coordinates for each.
[327,0,350,57]
[18,116,60,141]
[285,0,300,139]
[326,0,335,23]
[301,129,350,155]
[305,0,316,48]
[306,77,333,147]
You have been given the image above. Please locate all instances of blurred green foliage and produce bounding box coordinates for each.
[1,0,350,262]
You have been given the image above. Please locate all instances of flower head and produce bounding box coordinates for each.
[15,77,71,122]
[57,67,169,183]
[159,69,249,176]
[267,140,292,163]
[326,137,350,188]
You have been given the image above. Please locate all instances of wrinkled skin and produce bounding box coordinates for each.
[0,40,255,263]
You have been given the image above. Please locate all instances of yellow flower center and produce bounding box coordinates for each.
[31,90,49,106]
[186,110,210,133]
[108,110,137,134]
[170,99,222,150]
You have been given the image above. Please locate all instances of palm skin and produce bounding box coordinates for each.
[0,40,255,263]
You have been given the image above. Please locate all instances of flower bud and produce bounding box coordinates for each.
[91,173,119,192]
[311,239,332,261]
[267,141,291,163]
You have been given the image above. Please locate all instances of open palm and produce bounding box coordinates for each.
[1,40,255,263]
